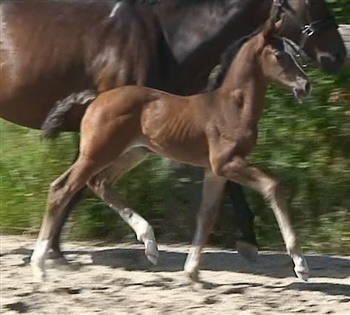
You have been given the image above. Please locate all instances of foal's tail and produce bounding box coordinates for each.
[42,90,97,139]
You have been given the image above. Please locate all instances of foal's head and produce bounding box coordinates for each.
[256,18,311,101]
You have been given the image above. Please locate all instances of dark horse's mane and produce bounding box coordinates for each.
[133,0,212,4]
[131,0,162,4]
[206,26,264,92]
[131,0,229,8]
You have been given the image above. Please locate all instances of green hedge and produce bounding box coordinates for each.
[1,68,349,254]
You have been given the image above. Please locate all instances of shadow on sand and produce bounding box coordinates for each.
[6,245,350,297]
[12,245,349,279]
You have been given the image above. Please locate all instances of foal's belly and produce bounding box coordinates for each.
[140,98,210,168]
[145,139,210,168]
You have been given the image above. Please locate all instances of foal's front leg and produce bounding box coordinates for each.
[213,156,309,281]
[184,169,226,282]
[88,148,159,265]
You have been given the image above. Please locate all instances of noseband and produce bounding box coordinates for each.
[272,0,339,65]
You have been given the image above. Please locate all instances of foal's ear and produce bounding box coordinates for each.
[274,14,286,34]
[262,18,276,40]
[263,14,286,39]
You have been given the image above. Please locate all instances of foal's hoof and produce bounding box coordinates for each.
[185,269,200,283]
[145,241,159,265]
[294,257,310,282]
[236,240,258,262]
[30,261,46,283]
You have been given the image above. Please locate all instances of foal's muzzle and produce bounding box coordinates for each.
[293,77,311,101]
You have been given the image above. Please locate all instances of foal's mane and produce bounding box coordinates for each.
[206,26,264,92]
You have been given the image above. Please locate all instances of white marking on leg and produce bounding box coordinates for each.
[109,2,123,18]
[184,246,201,282]
[184,170,225,282]
[30,239,50,282]
[270,199,309,281]
[184,222,203,282]
[119,207,159,264]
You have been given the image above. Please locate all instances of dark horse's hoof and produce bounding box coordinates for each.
[236,240,258,262]
[45,250,71,265]
[24,251,70,266]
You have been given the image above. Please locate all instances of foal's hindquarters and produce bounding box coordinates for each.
[31,90,161,281]
[31,86,309,282]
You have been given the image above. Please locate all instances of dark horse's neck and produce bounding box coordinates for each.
[154,0,272,94]
[157,0,270,61]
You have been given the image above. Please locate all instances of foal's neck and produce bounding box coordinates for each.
[216,44,268,127]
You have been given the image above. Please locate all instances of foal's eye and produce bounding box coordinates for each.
[274,51,285,60]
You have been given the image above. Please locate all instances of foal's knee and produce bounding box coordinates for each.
[211,156,248,178]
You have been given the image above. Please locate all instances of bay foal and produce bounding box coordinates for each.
[31,19,311,282]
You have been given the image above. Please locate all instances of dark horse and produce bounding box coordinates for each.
[31,17,311,282]
[0,0,345,261]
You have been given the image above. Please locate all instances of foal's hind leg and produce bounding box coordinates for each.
[50,140,84,262]
[214,157,309,281]
[30,159,100,281]
[88,148,159,265]
[184,169,226,282]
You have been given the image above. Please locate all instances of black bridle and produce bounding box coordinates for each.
[272,0,339,65]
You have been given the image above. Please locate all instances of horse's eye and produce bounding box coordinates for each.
[274,51,285,60]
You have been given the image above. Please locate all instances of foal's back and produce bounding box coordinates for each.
[81,86,213,167]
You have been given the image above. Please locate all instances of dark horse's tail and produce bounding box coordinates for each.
[41,90,97,139]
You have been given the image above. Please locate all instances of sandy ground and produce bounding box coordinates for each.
[0,235,349,315]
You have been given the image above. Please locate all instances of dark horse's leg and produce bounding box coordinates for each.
[225,181,258,261]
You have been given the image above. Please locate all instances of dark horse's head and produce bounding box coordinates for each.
[274,0,346,74]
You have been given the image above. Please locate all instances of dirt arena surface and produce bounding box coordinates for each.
[0,235,349,315]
